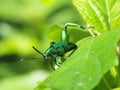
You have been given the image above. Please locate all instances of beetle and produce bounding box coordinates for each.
[32,23,90,70]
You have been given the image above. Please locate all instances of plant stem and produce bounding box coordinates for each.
[103,77,111,90]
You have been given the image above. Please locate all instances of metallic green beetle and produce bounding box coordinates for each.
[33,23,88,70]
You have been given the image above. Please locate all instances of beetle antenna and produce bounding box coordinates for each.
[32,46,45,57]
[20,57,41,62]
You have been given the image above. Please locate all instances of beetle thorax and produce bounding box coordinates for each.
[44,42,65,58]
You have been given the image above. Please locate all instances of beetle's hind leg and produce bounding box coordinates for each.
[64,23,86,30]
[68,47,77,57]
[67,42,78,57]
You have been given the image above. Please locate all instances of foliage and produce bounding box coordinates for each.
[0,0,84,90]
[0,0,120,90]
[73,0,120,33]
[0,70,49,90]
[35,0,120,90]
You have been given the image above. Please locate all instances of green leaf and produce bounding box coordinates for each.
[93,71,117,90]
[112,87,120,90]
[35,26,120,90]
[73,0,120,33]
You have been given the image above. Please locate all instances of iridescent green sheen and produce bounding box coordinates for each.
[33,23,87,70]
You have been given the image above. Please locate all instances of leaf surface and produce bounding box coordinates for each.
[73,0,120,33]
[35,26,120,90]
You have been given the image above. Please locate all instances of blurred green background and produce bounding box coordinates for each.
[0,0,86,90]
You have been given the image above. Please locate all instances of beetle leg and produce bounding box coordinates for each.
[62,23,85,51]
[67,48,77,57]
[54,57,60,66]
[64,23,87,30]
[67,42,78,57]
[50,58,55,70]
[62,26,69,49]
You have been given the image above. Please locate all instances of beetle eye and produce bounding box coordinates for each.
[50,42,55,47]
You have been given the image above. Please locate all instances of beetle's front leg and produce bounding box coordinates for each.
[54,57,60,66]
[50,58,56,70]
[50,57,60,70]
